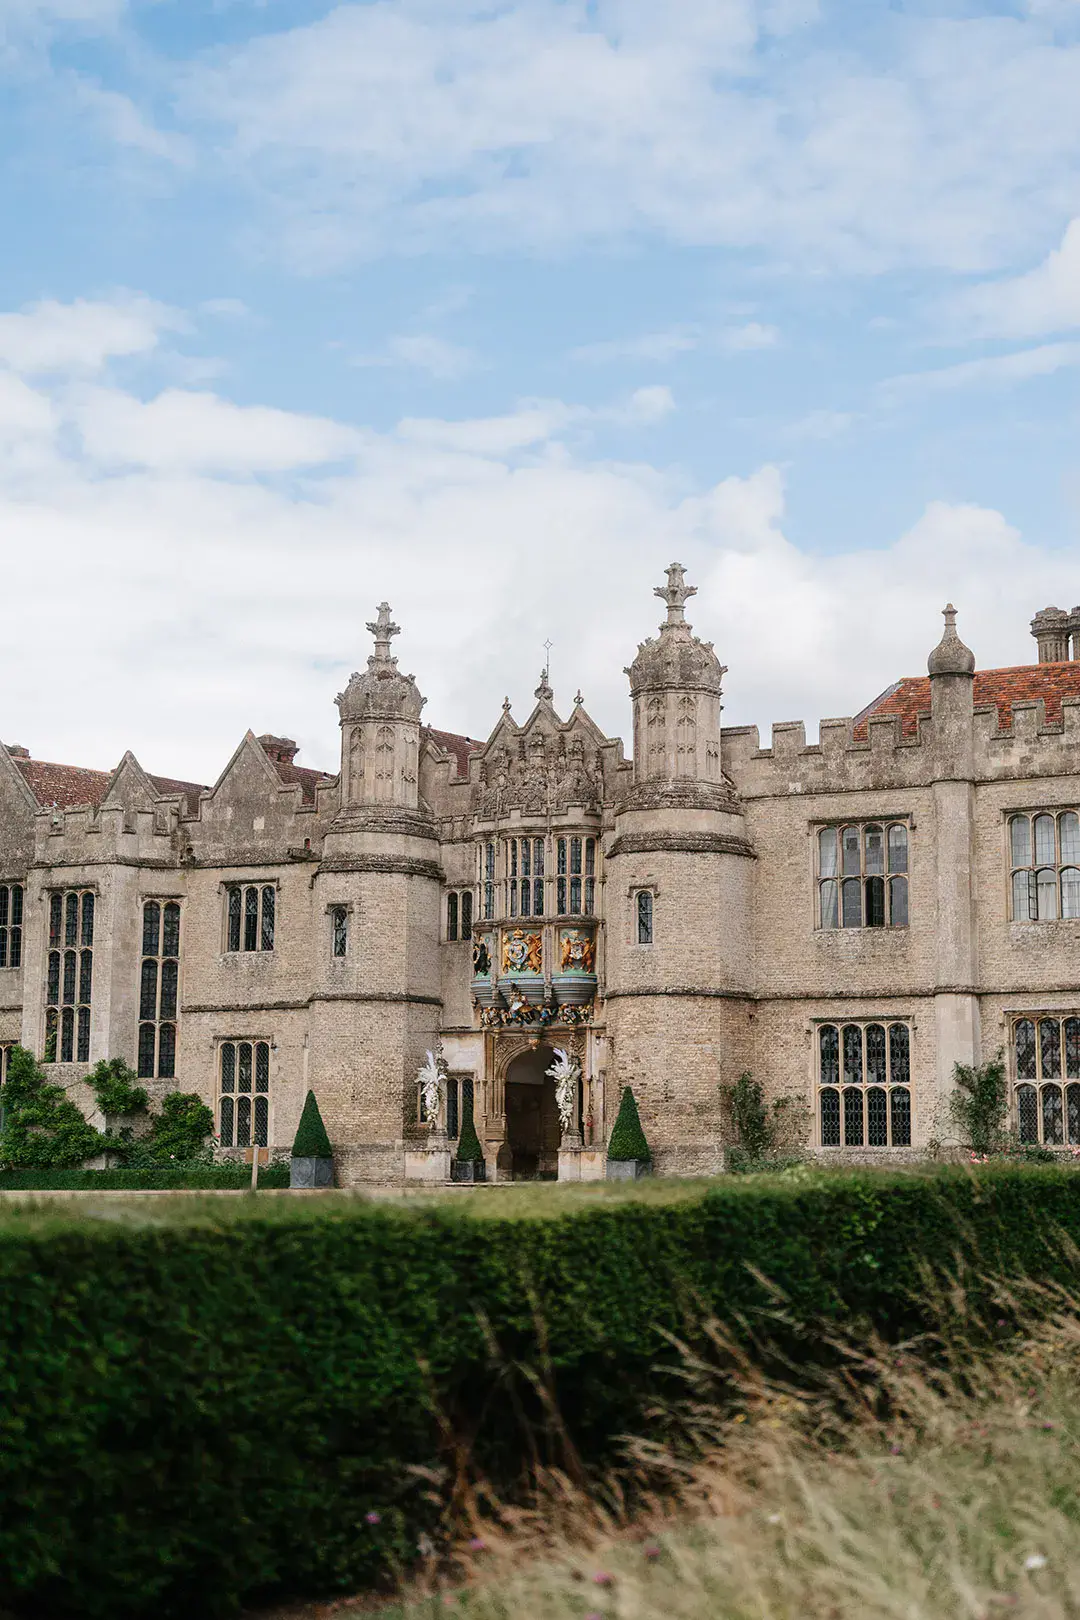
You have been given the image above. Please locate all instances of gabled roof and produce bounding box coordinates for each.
[855,662,1080,739]
[422,725,483,778]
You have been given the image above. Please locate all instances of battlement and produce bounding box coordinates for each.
[722,690,1080,801]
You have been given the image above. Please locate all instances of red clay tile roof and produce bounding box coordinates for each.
[11,757,210,811]
[423,725,482,778]
[856,662,1080,739]
[270,760,335,803]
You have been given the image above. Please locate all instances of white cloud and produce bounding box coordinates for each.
[960,218,1080,339]
[570,327,701,364]
[72,387,365,472]
[356,333,478,379]
[617,384,676,423]
[183,2,1080,274]
[721,321,780,351]
[0,334,1069,783]
[785,408,855,441]
[0,295,184,375]
[881,341,1080,399]
[71,81,192,165]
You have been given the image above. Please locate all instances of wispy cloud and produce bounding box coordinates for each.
[354,333,479,380]
[880,342,1080,400]
[959,219,1080,340]
[570,327,701,365]
[0,294,185,374]
[721,322,780,351]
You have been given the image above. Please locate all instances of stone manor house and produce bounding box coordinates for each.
[4,570,1080,1180]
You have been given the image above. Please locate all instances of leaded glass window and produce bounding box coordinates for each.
[43,888,93,1063]
[218,1039,271,1148]
[445,890,473,942]
[818,1022,912,1147]
[0,884,24,970]
[817,823,909,930]
[1009,811,1080,920]
[1013,1016,1080,1144]
[332,905,349,956]
[506,839,546,917]
[556,836,596,915]
[636,889,654,945]
[224,885,275,952]
[138,899,180,1078]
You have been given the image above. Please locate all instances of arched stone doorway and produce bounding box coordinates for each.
[504,1047,561,1180]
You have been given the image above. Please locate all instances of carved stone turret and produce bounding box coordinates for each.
[624,563,728,804]
[336,603,426,812]
[1030,606,1072,664]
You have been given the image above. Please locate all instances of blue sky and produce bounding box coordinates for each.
[1,0,1079,781]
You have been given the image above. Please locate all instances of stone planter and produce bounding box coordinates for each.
[452,1158,486,1183]
[501,974,545,1006]
[290,1155,334,1188]
[606,1158,651,1181]
[551,972,597,1007]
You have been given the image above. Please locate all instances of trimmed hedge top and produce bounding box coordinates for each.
[4,1165,1080,1619]
[607,1085,651,1161]
[291,1091,332,1159]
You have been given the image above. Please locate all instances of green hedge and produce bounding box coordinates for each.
[0,1164,290,1191]
[3,1167,1080,1617]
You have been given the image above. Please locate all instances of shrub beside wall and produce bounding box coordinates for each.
[3,1167,1080,1618]
[0,1164,290,1191]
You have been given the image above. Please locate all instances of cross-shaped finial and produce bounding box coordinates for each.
[366,601,401,661]
[654,562,697,626]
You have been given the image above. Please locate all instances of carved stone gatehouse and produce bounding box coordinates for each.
[5,570,1080,1179]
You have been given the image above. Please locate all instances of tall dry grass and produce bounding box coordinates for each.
[371,1277,1080,1620]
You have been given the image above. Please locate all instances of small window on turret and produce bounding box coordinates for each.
[636,890,654,945]
[331,906,348,957]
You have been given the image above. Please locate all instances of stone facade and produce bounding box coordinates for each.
[5,573,1080,1180]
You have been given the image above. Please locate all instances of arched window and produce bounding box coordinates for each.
[1013,1014,1080,1145]
[43,888,94,1063]
[138,898,181,1078]
[818,823,910,929]
[225,885,276,952]
[218,1039,272,1148]
[1009,810,1080,920]
[818,1021,912,1147]
[636,890,654,945]
[0,883,24,970]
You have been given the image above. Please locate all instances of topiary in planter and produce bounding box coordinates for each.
[452,1089,486,1183]
[290,1091,334,1188]
[606,1086,651,1180]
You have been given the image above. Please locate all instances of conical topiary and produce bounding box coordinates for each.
[455,1088,484,1164]
[292,1091,332,1159]
[607,1086,651,1163]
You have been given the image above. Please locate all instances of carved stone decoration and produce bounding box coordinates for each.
[502,928,542,975]
[545,1047,581,1136]
[559,928,595,973]
[416,1050,443,1126]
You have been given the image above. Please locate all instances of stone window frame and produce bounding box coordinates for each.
[814,1017,913,1149]
[477,834,598,924]
[0,881,24,970]
[326,901,353,958]
[0,1042,14,1083]
[216,1035,273,1149]
[813,818,910,931]
[43,885,96,1064]
[628,883,659,947]
[1011,1013,1080,1145]
[445,890,473,942]
[221,879,279,955]
[1007,809,1080,922]
[443,1069,475,1141]
[137,897,181,1080]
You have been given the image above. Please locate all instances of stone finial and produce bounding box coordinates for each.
[534,669,554,702]
[365,601,400,664]
[1031,605,1071,663]
[927,603,975,676]
[574,689,584,706]
[654,562,697,628]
